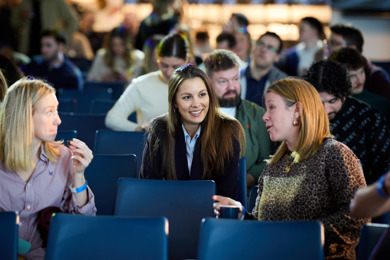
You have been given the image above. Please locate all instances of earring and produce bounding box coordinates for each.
[293,118,299,126]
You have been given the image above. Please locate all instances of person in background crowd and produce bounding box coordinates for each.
[0,77,96,259]
[66,9,95,61]
[11,0,78,57]
[214,78,369,259]
[240,31,287,107]
[328,47,390,123]
[0,54,24,87]
[204,49,273,189]
[87,25,144,83]
[135,0,182,51]
[78,10,105,55]
[327,23,390,101]
[233,28,252,69]
[351,167,390,218]
[215,32,237,52]
[21,29,83,91]
[304,59,390,184]
[122,11,140,48]
[105,33,189,132]
[194,30,212,57]
[222,13,251,68]
[223,13,249,34]
[278,17,324,77]
[141,64,245,200]
[139,34,165,76]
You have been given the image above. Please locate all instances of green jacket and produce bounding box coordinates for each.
[236,99,273,182]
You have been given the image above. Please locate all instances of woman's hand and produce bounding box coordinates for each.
[213,195,244,219]
[135,122,149,132]
[68,138,93,175]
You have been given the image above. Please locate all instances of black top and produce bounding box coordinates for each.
[140,116,240,200]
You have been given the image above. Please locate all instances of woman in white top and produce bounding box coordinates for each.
[105,33,189,131]
[87,25,144,83]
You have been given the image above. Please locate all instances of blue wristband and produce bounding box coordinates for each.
[240,205,246,220]
[69,181,88,193]
[377,174,390,199]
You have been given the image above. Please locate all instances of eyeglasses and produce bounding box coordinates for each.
[256,41,277,53]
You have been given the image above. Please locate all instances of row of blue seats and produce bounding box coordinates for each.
[2,203,390,259]
[2,178,326,260]
[58,112,138,151]
[56,130,249,214]
[57,82,126,114]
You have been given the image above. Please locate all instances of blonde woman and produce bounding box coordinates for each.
[0,77,96,259]
[214,78,369,259]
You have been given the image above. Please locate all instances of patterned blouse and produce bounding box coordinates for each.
[253,138,369,260]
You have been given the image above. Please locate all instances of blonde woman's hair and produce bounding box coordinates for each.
[266,78,331,165]
[0,77,61,172]
[0,70,7,102]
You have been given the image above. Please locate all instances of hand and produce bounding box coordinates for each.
[212,195,243,219]
[135,122,149,132]
[67,138,93,175]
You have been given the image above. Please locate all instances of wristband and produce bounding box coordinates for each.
[377,174,390,199]
[240,205,246,220]
[69,181,88,193]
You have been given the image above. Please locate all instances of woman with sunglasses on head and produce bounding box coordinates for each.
[140,64,245,200]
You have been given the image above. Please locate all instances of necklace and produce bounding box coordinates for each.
[286,151,300,173]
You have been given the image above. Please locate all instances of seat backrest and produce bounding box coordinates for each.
[238,157,247,207]
[94,130,146,172]
[89,99,116,114]
[58,113,108,149]
[58,89,113,113]
[356,223,390,260]
[45,214,168,260]
[85,154,137,215]
[0,212,18,260]
[198,218,324,260]
[84,81,126,100]
[90,99,137,122]
[114,178,216,260]
[247,184,258,213]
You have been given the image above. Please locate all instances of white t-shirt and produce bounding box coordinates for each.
[105,71,169,131]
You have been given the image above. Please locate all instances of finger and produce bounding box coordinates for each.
[72,147,93,159]
[72,155,91,172]
[69,139,91,151]
[72,153,92,167]
[213,195,233,205]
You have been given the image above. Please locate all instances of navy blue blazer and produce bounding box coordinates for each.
[141,116,239,200]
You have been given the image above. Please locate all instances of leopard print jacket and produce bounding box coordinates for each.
[253,138,370,260]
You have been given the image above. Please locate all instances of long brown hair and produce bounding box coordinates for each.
[103,25,133,71]
[148,64,245,180]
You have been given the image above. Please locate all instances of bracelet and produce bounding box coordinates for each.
[69,181,88,193]
[377,174,390,199]
[240,205,246,220]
